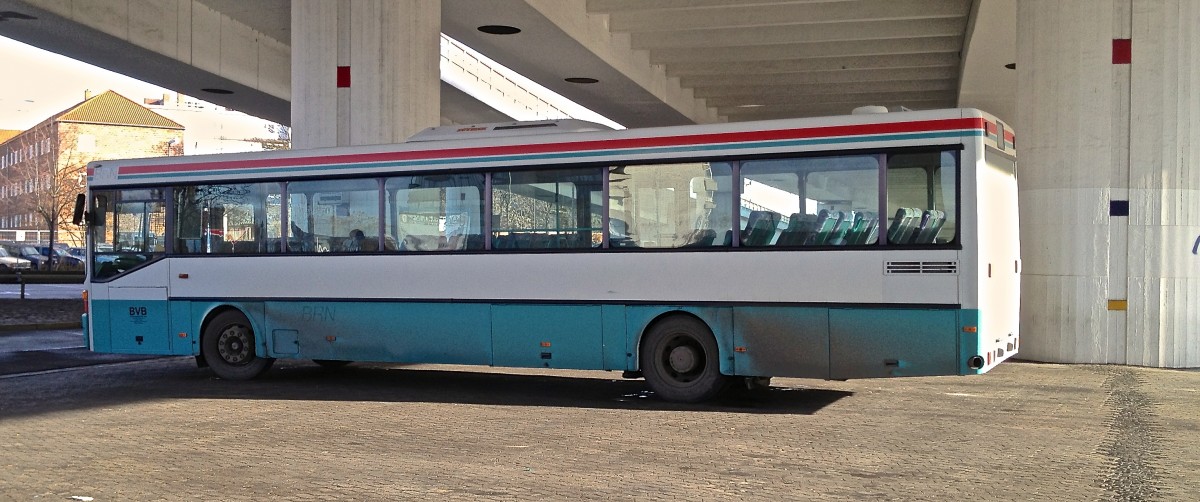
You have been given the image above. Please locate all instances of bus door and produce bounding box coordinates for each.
[89,189,172,354]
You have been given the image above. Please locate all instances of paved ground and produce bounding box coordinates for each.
[0,328,1197,501]
[0,297,82,332]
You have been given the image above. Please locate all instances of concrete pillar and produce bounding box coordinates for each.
[1017,0,1199,367]
[291,0,441,149]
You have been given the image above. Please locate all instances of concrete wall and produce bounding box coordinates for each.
[291,0,441,148]
[1018,0,1199,367]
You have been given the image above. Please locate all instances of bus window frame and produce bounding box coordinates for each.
[88,143,965,268]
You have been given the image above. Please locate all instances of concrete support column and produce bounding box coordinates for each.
[291,0,441,149]
[1017,0,1199,367]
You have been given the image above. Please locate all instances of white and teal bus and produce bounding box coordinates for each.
[77,108,1019,402]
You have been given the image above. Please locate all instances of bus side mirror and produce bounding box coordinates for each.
[72,194,87,225]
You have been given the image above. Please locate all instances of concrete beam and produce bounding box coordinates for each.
[958,0,1017,125]
[630,17,967,49]
[0,0,290,124]
[603,0,969,32]
[648,36,963,64]
[666,53,962,77]
[443,0,721,126]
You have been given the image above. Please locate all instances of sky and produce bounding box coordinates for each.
[0,36,177,131]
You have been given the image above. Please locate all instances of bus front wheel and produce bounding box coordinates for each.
[640,316,730,403]
[202,310,274,380]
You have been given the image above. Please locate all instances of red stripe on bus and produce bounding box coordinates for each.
[120,118,985,175]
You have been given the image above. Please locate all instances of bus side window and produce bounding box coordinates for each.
[174,184,282,254]
[288,179,380,254]
[492,169,600,250]
[742,156,879,247]
[387,174,484,252]
[607,162,731,249]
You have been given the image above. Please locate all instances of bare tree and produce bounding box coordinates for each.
[248,124,291,151]
[30,126,88,268]
[0,124,88,269]
[247,137,290,151]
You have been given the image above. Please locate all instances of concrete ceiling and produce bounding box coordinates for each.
[584,0,975,122]
[0,0,1015,129]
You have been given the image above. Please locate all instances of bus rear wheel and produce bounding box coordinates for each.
[202,310,274,380]
[640,316,730,403]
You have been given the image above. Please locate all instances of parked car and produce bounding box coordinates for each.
[0,247,32,272]
[2,245,49,271]
[36,247,86,271]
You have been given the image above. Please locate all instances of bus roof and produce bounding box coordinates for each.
[86,108,1013,188]
[406,119,613,142]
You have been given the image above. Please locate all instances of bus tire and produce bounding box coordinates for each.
[313,359,352,368]
[202,310,274,380]
[640,315,730,403]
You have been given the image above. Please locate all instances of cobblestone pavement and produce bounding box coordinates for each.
[0,355,1197,501]
[0,298,81,329]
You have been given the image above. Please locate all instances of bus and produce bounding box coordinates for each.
[76,108,1019,402]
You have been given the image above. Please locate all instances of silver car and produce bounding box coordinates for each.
[0,247,32,272]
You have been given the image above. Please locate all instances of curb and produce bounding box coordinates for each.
[0,322,81,333]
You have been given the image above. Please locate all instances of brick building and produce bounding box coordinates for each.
[0,90,184,247]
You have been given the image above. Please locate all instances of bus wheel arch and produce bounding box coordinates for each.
[200,307,275,380]
[637,312,731,403]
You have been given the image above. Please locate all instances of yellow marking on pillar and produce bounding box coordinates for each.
[1108,300,1128,311]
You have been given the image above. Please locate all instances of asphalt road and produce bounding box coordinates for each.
[0,283,84,300]
[0,328,159,377]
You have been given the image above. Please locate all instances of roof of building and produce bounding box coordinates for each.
[54,90,184,130]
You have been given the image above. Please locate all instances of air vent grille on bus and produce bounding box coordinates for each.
[884,261,958,275]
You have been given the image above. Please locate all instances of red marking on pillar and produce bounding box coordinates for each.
[1112,39,1131,65]
[337,66,351,87]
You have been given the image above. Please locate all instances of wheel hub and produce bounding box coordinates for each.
[217,326,251,365]
[667,345,699,373]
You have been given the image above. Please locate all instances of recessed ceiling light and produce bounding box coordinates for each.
[201,88,233,95]
[564,77,598,84]
[478,25,520,35]
[736,104,764,108]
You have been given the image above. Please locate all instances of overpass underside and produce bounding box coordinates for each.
[0,0,1194,368]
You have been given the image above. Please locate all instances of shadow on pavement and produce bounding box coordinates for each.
[0,348,162,376]
[0,358,853,418]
